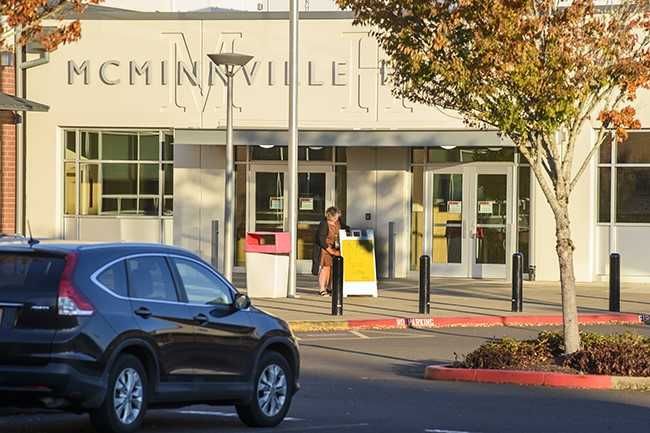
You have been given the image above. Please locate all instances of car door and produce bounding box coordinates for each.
[126,255,196,381]
[170,256,256,381]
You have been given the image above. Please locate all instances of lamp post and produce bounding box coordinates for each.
[287,0,299,298]
[207,52,253,282]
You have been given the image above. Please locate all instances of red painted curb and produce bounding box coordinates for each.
[432,316,506,328]
[347,318,407,330]
[289,312,642,332]
[425,365,614,389]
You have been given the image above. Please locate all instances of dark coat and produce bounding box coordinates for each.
[311,219,350,276]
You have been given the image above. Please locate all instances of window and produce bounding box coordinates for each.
[410,165,424,270]
[598,131,650,224]
[617,168,650,223]
[428,147,514,163]
[0,253,65,298]
[518,166,531,271]
[64,130,173,217]
[250,146,332,161]
[173,258,232,305]
[97,261,128,297]
[81,132,99,160]
[598,167,611,223]
[126,256,178,302]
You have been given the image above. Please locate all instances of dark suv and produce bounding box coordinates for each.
[0,241,299,433]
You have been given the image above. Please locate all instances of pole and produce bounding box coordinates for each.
[15,39,25,235]
[609,252,620,312]
[419,255,430,314]
[331,256,343,316]
[512,252,523,312]
[287,0,299,297]
[388,221,395,279]
[223,68,235,282]
[211,220,219,271]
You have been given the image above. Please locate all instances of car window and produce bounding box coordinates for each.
[173,258,233,305]
[0,253,65,302]
[97,261,128,297]
[126,256,178,302]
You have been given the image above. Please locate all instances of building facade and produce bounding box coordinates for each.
[0,52,16,234]
[102,0,339,12]
[20,8,650,282]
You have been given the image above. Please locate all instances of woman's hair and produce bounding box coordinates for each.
[325,206,341,219]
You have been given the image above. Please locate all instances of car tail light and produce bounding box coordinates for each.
[57,253,94,316]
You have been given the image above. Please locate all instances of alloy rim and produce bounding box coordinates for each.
[257,364,288,417]
[113,367,144,425]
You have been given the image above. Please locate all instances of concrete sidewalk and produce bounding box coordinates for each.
[232,273,650,331]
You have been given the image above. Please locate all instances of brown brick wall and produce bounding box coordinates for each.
[0,58,16,234]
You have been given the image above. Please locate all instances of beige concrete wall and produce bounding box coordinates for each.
[347,147,409,278]
[531,127,597,282]
[173,144,226,265]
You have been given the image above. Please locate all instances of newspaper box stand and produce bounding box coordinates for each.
[245,232,290,298]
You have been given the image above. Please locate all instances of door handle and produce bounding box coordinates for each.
[134,307,152,318]
[193,313,210,325]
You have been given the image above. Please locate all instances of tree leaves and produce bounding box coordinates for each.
[338,0,650,150]
[1,0,103,51]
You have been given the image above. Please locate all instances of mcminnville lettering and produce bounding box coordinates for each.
[67,59,395,88]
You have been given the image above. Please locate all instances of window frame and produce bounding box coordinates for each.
[63,128,173,218]
[597,130,650,227]
[91,253,236,306]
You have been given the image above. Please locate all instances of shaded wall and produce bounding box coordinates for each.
[174,144,226,266]
[347,147,410,278]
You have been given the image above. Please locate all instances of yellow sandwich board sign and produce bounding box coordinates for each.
[339,229,378,297]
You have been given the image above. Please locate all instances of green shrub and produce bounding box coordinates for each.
[458,332,650,377]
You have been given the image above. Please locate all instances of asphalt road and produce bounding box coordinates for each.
[2,324,650,433]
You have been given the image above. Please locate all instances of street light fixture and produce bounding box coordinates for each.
[207,52,254,282]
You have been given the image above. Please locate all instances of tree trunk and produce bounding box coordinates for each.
[554,203,581,354]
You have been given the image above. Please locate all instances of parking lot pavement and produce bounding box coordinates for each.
[2,325,650,433]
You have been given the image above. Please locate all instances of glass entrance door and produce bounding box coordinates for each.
[426,165,514,278]
[250,165,333,273]
[471,168,513,278]
[429,169,468,277]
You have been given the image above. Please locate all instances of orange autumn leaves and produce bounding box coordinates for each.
[337,0,650,144]
[1,0,103,51]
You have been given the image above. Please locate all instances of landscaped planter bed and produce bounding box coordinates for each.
[425,332,650,390]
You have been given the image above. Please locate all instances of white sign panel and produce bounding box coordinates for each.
[478,201,494,214]
[448,200,462,214]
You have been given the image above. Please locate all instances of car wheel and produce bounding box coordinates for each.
[236,351,294,427]
[90,354,148,433]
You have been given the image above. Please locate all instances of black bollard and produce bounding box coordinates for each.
[512,253,524,312]
[609,253,621,312]
[419,255,431,314]
[331,256,344,316]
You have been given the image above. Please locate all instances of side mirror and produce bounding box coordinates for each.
[234,293,251,310]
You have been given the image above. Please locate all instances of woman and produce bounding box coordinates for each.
[311,207,345,296]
